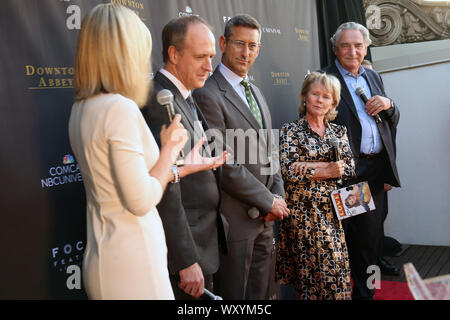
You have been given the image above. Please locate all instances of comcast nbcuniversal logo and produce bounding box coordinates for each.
[63,154,74,164]
[179,6,198,17]
[41,154,83,188]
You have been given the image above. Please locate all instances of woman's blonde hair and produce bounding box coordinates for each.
[74,4,152,107]
[299,72,341,121]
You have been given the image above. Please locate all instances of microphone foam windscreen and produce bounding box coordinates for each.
[355,87,364,96]
[156,89,174,106]
[330,138,339,148]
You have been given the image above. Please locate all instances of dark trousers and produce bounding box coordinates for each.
[342,155,386,300]
[378,192,388,258]
[214,223,274,300]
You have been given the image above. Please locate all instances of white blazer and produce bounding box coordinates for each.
[68,93,173,299]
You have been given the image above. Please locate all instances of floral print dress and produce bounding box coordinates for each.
[275,116,355,300]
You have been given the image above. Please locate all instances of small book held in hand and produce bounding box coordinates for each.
[331,181,375,220]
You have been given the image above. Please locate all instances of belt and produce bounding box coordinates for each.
[359,152,381,159]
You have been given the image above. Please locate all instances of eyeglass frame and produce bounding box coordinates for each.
[226,38,261,52]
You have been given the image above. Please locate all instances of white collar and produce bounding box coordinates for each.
[159,68,191,99]
[218,62,247,87]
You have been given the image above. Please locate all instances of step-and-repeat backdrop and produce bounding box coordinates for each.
[0,0,319,299]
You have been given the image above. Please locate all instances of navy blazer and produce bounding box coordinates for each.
[322,62,401,187]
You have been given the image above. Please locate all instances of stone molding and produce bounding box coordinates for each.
[364,0,450,46]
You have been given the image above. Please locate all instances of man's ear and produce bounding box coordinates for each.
[255,43,261,58]
[219,36,227,54]
[167,45,179,65]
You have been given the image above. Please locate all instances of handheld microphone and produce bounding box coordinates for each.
[330,138,342,183]
[201,289,223,300]
[157,89,175,121]
[156,89,184,166]
[355,87,382,123]
[330,138,341,161]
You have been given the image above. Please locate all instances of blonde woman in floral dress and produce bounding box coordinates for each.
[276,72,355,300]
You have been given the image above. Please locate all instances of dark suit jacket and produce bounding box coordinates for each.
[194,67,285,241]
[142,71,227,276]
[322,62,401,187]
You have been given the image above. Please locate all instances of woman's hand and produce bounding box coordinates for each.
[179,137,231,178]
[160,114,188,163]
[325,160,345,178]
[307,160,345,180]
[290,162,314,176]
[149,115,188,190]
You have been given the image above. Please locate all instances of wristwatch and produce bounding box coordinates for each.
[171,165,180,184]
[274,194,284,200]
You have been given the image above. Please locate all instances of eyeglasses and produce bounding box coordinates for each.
[227,39,260,52]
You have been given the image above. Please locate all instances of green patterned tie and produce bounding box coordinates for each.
[240,79,263,128]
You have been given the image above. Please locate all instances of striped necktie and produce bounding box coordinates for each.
[240,79,263,128]
[186,94,199,120]
[186,94,207,139]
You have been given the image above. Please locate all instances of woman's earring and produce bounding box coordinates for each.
[303,100,306,107]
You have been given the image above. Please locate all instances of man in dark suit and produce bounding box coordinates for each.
[142,16,227,299]
[322,22,401,299]
[194,15,289,300]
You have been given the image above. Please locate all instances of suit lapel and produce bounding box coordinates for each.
[213,69,263,131]
[192,100,213,157]
[362,71,380,97]
[363,71,396,163]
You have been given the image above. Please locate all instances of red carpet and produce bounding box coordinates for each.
[374,280,414,300]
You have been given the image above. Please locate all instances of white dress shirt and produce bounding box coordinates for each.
[335,60,383,154]
[160,68,191,100]
[218,62,252,109]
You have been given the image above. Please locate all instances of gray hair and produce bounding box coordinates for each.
[330,22,372,48]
